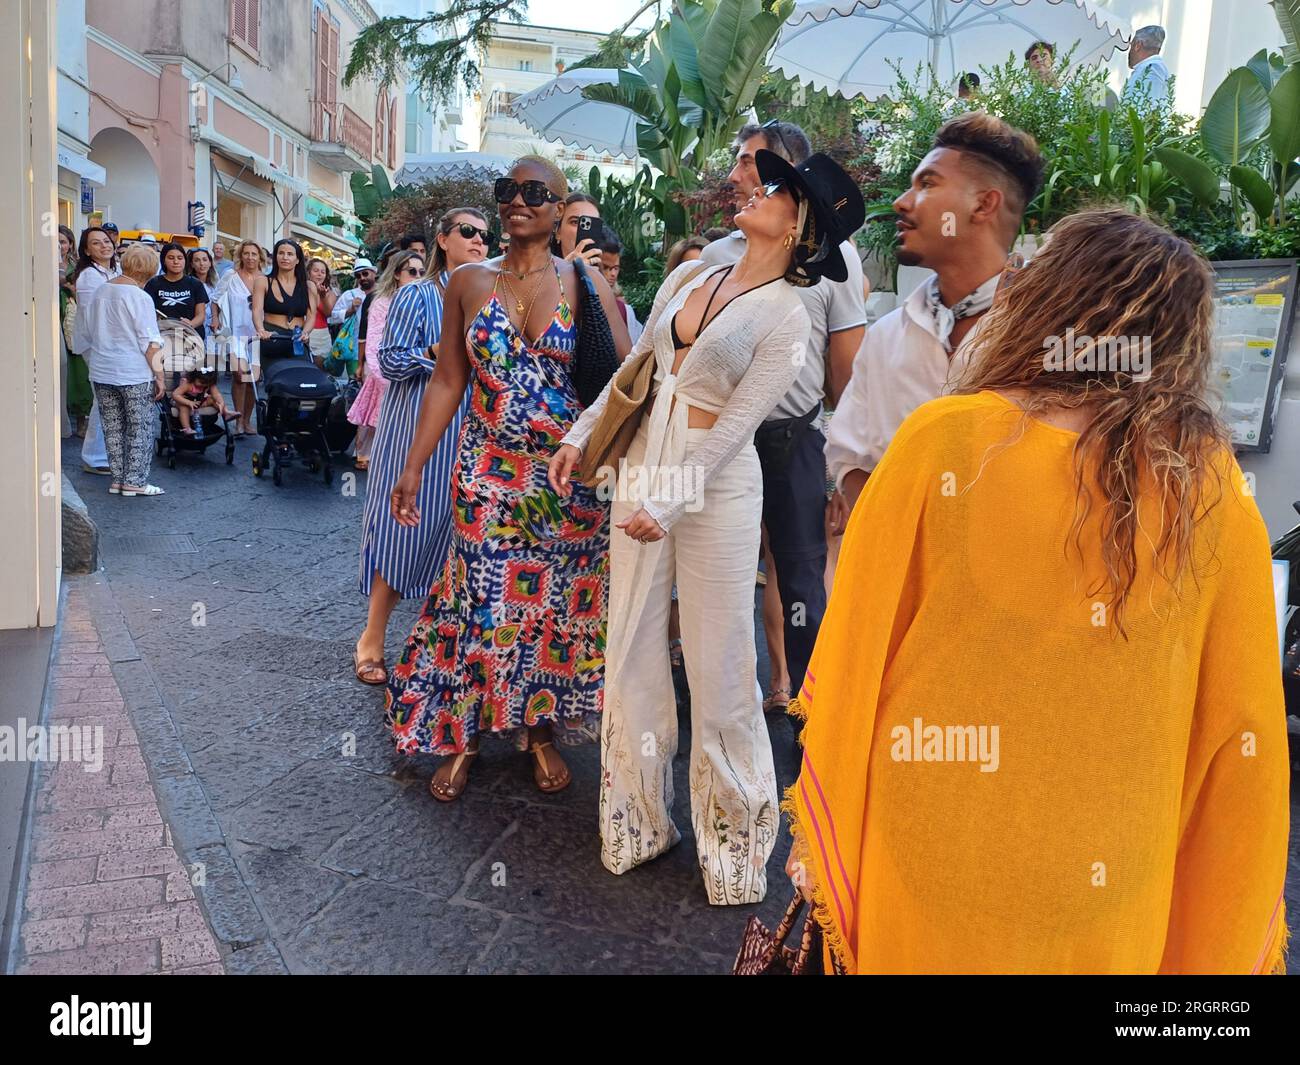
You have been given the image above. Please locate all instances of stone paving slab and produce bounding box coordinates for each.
[14,584,225,975]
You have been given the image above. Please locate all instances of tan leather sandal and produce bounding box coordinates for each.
[430,747,478,802]
[352,649,387,686]
[528,740,571,794]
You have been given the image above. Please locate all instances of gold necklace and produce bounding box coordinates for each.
[500,265,549,317]
[501,255,550,282]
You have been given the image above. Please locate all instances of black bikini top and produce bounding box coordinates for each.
[669,264,779,351]
[671,265,733,350]
[264,275,309,319]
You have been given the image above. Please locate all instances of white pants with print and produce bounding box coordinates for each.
[600,426,778,905]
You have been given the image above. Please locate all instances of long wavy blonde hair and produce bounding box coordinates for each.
[955,207,1230,634]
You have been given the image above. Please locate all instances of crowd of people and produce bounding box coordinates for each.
[346,110,1286,973]
[57,67,1288,970]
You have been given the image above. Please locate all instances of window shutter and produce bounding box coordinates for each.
[231,0,247,42]
[389,97,397,167]
[247,0,260,52]
[327,21,339,117]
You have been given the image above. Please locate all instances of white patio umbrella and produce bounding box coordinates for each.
[508,68,641,159]
[771,0,1128,99]
[394,152,516,186]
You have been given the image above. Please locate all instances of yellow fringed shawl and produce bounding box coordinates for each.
[788,392,1290,974]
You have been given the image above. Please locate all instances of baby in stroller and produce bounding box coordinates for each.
[172,368,234,436]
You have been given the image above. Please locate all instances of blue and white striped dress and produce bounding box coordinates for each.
[358,274,468,597]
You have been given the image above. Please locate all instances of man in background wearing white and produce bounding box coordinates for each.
[1124,25,1171,109]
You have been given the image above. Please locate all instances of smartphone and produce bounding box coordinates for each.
[575,214,605,250]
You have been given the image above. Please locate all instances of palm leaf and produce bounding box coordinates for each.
[1153,147,1222,206]
[1229,165,1278,222]
[1270,0,1300,65]
[1268,65,1300,173]
[1201,67,1271,165]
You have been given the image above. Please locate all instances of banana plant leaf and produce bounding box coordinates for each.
[1202,67,1271,165]
[1229,164,1278,222]
[1152,147,1221,206]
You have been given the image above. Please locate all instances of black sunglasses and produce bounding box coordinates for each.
[454,222,490,242]
[494,178,561,207]
[761,118,794,161]
[400,265,423,276]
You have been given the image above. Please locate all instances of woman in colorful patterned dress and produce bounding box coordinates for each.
[389,157,631,801]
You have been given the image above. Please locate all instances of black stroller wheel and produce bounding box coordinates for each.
[167,454,176,470]
[272,460,283,487]
[323,463,333,486]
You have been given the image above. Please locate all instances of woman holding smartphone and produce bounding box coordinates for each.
[388,157,630,802]
[556,192,605,269]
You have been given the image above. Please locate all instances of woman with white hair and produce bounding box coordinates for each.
[82,243,166,497]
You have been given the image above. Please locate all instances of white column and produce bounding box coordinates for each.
[0,0,61,629]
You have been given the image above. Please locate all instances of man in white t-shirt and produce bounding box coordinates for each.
[701,120,866,713]
[330,257,377,325]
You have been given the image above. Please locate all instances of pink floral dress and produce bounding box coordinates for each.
[347,293,391,428]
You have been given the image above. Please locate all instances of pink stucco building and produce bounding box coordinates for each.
[61,0,404,266]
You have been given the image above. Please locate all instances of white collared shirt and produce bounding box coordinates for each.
[825,276,993,489]
[1124,55,1171,106]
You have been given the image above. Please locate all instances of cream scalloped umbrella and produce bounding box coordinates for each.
[508,68,642,159]
[771,0,1128,99]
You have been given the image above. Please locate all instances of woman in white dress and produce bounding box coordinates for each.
[550,151,864,905]
[215,239,266,436]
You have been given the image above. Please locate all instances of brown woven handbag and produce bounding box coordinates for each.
[576,344,655,489]
[733,893,846,975]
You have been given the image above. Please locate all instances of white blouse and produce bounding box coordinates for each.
[564,260,810,530]
[71,262,121,353]
[82,283,164,386]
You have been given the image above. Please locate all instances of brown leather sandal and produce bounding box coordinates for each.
[352,649,387,686]
[430,748,478,802]
[529,740,571,794]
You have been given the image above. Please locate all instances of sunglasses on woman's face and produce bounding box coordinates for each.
[760,180,786,198]
[454,222,489,242]
[494,178,561,207]
[401,265,423,277]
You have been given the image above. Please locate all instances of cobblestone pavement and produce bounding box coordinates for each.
[54,433,801,974]
[50,433,1300,974]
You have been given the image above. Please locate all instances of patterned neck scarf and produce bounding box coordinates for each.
[923,273,1000,351]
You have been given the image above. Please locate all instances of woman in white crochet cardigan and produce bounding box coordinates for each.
[549,151,865,904]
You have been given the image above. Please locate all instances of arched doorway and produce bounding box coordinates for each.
[88,127,160,229]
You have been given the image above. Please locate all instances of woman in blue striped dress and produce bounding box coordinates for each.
[352,209,489,684]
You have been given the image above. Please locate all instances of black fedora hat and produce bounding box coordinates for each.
[755,149,865,285]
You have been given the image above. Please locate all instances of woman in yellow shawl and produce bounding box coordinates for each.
[786,208,1290,974]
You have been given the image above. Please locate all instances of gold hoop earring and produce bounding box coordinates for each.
[783,233,795,250]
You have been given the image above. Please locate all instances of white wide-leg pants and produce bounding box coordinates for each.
[599,425,778,905]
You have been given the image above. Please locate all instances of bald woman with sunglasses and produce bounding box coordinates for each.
[387,158,630,802]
